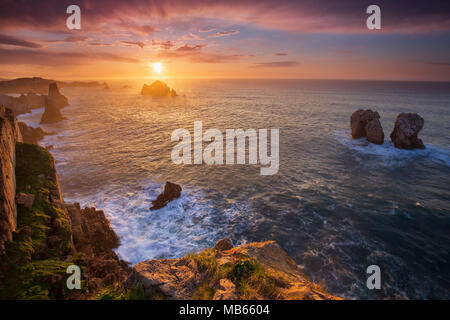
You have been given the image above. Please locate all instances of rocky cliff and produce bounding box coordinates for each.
[126,240,339,300]
[0,106,22,254]
[0,142,130,299]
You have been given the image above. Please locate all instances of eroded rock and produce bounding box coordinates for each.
[213,238,233,251]
[350,109,385,144]
[390,113,425,149]
[141,81,177,97]
[16,192,35,208]
[150,181,182,210]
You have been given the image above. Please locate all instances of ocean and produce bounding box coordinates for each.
[18,79,450,299]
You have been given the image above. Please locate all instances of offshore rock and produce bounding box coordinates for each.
[390,113,425,149]
[350,109,384,145]
[150,181,182,210]
[141,80,177,97]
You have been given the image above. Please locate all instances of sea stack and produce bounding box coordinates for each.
[47,82,69,108]
[150,181,182,210]
[141,80,177,97]
[390,113,425,149]
[40,83,68,124]
[350,109,385,145]
[40,97,65,124]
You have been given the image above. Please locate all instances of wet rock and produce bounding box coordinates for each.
[16,192,35,208]
[150,182,182,210]
[350,109,384,144]
[141,80,177,97]
[213,238,233,251]
[390,113,425,149]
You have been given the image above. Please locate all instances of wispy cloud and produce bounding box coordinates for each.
[208,30,240,38]
[121,40,146,48]
[274,52,288,56]
[198,28,216,33]
[249,61,299,68]
[0,48,140,65]
[0,34,42,48]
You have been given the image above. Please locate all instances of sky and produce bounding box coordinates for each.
[0,0,449,81]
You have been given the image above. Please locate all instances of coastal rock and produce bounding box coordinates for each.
[16,192,35,208]
[0,93,46,115]
[390,113,425,149]
[141,80,177,97]
[127,241,340,300]
[350,109,384,144]
[18,122,49,145]
[16,92,46,109]
[365,119,385,145]
[65,204,119,256]
[150,181,182,210]
[40,97,66,124]
[0,106,22,253]
[213,238,233,251]
[213,279,238,300]
[47,82,69,109]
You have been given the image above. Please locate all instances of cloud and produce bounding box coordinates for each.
[0,34,43,48]
[176,44,205,51]
[208,30,240,38]
[249,61,300,68]
[121,40,146,48]
[152,40,176,50]
[0,1,448,34]
[181,33,204,40]
[44,35,89,43]
[274,52,288,56]
[198,28,216,33]
[0,48,140,65]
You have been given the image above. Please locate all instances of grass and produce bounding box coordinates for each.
[187,249,287,300]
[0,143,81,299]
[95,285,149,300]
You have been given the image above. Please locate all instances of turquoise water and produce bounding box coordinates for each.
[19,80,450,299]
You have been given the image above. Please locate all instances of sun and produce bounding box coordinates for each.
[153,62,163,75]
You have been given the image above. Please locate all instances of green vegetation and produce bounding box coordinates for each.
[0,143,80,299]
[95,285,148,300]
[188,249,287,300]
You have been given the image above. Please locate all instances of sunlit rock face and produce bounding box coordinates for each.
[141,80,177,97]
[0,106,22,254]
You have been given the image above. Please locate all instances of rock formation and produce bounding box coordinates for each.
[0,106,22,254]
[390,113,425,149]
[0,142,131,299]
[150,181,182,210]
[126,240,340,300]
[18,122,50,145]
[141,80,177,97]
[0,77,105,94]
[350,109,385,145]
[40,97,66,124]
[213,238,234,251]
[47,82,69,109]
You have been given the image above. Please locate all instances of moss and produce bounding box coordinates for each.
[0,143,80,299]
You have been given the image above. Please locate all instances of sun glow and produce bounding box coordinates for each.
[153,62,163,74]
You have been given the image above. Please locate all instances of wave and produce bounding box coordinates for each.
[334,130,450,168]
[64,182,254,265]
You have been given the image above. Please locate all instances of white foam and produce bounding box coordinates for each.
[334,130,450,168]
[64,182,249,265]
